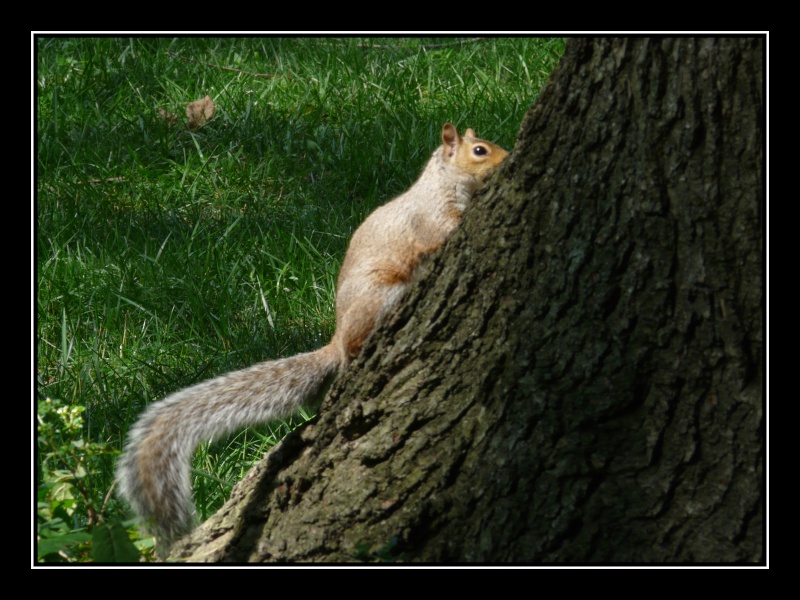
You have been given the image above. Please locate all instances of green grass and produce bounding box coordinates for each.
[35,35,564,562]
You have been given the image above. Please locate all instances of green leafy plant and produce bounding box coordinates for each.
[37,396,145,562]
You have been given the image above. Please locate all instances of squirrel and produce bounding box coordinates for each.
[117,123,508,554]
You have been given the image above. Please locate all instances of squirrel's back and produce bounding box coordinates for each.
[333,124,507,359]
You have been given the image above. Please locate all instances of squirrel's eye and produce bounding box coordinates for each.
[473,146,488,156]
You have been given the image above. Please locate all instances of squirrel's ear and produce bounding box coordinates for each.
[441,123,461,158]
[465,128,476,138]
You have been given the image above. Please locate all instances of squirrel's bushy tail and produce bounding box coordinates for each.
[117,343,341,552]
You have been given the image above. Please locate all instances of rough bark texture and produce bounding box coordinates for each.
[168,37,763,563]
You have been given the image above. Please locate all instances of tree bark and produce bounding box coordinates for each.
[168,37,763,563]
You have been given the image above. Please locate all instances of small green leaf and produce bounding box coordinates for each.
[91,519,141,563]
[37,532,92,560]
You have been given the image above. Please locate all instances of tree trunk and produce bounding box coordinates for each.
[168,37,763,563]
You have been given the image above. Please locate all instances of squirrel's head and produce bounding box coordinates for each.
[441,123,508,182]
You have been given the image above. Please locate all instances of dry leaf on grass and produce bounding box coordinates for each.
[157,108,180,127]
[157,95,215,130]
[186,95,215,130]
